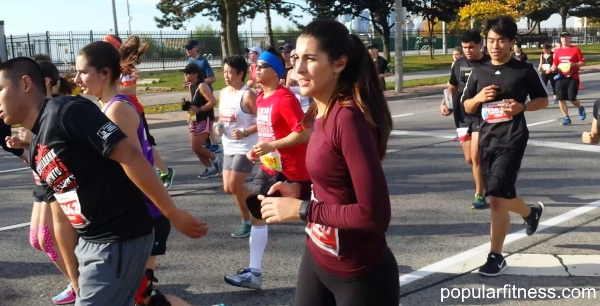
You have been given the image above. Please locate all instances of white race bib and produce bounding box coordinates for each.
[542,64,550,70]
[260,150,282,172]
[304,190,340,256]
[481,101,513,123]
[558,63,571,73]
[221,107,237,128]
[55,190,90,228]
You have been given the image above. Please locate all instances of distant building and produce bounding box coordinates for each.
[337,9,414,36]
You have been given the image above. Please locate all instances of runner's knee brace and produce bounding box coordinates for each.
[40,225,59,261]
[147,290,172,306]
[135,269,159,304]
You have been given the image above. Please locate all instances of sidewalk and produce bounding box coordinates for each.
[126,64,600,130]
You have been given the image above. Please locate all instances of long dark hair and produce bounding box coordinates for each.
[37,60,77,96]
[79,41,121,83]
[299,19,392,160]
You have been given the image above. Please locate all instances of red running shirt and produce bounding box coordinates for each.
[552,46,585,80]
[256,85,309,181]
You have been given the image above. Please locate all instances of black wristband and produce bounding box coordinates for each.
[298,201,310,223]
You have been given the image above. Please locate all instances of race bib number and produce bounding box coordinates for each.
[55,190,90,228]
[260,150,282,172]
[481,101,513,123]
[221,107,236,128]
[306,223,340,256]
[542,64,550,70]
[558,63,571,73]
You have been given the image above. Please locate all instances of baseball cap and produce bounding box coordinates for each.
[181,63,201,74]
[560,31,571,37]
[366,43,379,50]
[279,43,294,53]
[183,39,199,49]
[246,47,263,55]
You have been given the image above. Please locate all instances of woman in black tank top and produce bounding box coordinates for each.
[538,44,558,104]
[182,63,223,179]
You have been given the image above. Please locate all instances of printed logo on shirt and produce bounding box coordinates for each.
[304,190,340,256]
[96,122,119,140]
[35,144,77,191]
[257,105,275,142]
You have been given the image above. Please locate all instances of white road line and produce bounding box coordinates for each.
[400,199,600,286]
[0,167,29,174]
[0,222,30,232]
[526,119,555,127]
[392,113,414,118]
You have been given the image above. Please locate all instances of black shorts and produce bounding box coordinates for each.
[555,77,579,102]
[464,117,481,134]
[252,168,293,195]
[479,146,526,199]
[453,107,467,129]
[33,184,46,203]
[141,113,157,147]
[150,215,171,256]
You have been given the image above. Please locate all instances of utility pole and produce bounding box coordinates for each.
[111,0,119,36]
[0,21,7,62]
[127,0,132,34]
[394,0,403,93]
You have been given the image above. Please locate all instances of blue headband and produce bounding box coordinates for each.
[258,51,285,79]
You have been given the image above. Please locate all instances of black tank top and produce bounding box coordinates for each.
[542,53,553,65]
[190,81,215,121]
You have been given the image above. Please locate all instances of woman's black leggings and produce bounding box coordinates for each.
[0,120,24,158]
[294,246,400,306]
[541,73,558,93]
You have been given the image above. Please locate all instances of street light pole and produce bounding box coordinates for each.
[394,0,403,93]
[127,0,132,34]
[111,0,119,36]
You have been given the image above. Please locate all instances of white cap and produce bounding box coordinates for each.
[245,47,263,55]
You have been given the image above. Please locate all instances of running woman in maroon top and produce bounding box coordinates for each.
[259,19,398,305]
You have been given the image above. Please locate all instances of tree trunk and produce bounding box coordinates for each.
[559,8,568,32]
[372,14,391,61]
[219,20,229,59]
[264,0,275,47]
[428,19,434,59]
[224,0,241,56]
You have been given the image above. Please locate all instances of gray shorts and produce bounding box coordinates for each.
[223,154,254,173]
[75,233,154,306]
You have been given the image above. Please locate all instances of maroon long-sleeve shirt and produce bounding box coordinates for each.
[304,102,392,278]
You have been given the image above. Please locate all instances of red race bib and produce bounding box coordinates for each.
[55,190,90,228]
[306,223,340,256]
[482,101,513,123]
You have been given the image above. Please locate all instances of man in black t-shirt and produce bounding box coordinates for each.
[442,30,491,210]
[367,43,393,89]
[462,16,548,278]
[0,57,209,305]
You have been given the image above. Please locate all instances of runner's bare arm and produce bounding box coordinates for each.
[104,102,144,154]
[583,100,600,144]
[241,89,258,135]
[48,200,80,291]
[198,83,217,111]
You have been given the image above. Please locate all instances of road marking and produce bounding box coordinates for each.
[0,167,30,174]
[392,113,414,118]
[0,222,30,232]
[400,199,600,286]
[526,119,555,127]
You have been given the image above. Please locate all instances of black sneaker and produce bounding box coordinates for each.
[478,252,507,277]
[523,202,545,236]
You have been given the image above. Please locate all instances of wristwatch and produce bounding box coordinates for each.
[243,129,248,137]
[298,201,310,222]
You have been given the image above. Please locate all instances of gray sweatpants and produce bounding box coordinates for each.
[75,233,154,306]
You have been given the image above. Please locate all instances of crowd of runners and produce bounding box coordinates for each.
[0,13,598,306]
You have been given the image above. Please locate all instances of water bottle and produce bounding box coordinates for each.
[443,88,453,111]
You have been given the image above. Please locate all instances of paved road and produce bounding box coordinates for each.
[3,74,600,305]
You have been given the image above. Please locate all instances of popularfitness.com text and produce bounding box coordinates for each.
[440,285,597,302]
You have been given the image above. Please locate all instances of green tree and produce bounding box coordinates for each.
[194,24,219,36]
[412,0,467,59]
[305,0,418,61]
[539,0,600,31]
[245,1,305,48]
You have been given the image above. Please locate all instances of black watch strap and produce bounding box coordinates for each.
[299,201,310,222]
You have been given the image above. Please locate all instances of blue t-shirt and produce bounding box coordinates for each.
[188,56,215,91]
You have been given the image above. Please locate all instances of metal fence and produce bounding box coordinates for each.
[4,28,600,72]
